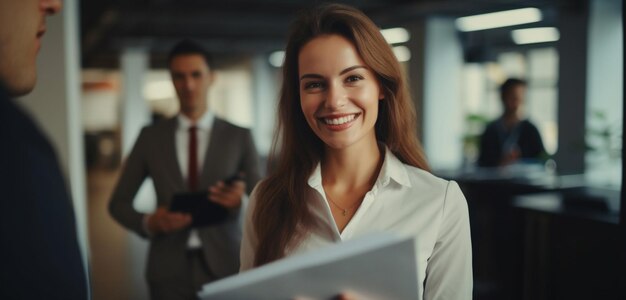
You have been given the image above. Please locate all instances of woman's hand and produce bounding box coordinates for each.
[292,291,374,300]
[333,291,373,300]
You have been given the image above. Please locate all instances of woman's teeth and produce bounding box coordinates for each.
[323,114,356,125]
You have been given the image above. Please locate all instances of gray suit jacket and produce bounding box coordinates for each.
[109,116,260,283]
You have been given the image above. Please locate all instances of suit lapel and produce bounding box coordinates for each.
[163,117,186,190]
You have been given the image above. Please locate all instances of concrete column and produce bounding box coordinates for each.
[251,55,279,158]
[120,47,150,157]
[119,47,152,300]
[554,4,590,175]
[17,0,90,294]
[408,17,464,170]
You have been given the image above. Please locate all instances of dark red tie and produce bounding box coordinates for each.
[188,126,198,191]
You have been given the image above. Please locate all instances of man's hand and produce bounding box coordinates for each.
[500,148,521,166]
[146,207,192,234]
[208,180,246,210]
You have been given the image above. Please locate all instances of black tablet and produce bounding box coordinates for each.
[169,192,229,227]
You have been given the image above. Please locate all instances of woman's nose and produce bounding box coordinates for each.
[324,84,347,109]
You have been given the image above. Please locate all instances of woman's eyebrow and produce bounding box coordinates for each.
[300,65,367,81]
[339,65,366,75]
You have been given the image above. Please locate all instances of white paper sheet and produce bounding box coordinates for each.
[198,233,418,300]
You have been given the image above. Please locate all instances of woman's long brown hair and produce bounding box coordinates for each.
[252,3,430,267]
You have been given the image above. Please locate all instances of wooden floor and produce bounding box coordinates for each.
[87,167,149,300]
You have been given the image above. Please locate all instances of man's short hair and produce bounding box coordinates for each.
[167,39,214,69]
[500,78,526,99]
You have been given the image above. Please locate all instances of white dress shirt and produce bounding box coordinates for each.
[240,147,473,300]
[177,112,214,248]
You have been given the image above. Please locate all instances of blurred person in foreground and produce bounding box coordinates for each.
[478,78,546,167]
[109,40,260,300]
[0,0,89,299]
[239,4,472,300]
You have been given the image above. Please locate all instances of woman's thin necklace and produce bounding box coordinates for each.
[326,194,362,217]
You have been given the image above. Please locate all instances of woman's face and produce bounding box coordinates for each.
[298,34,383,150]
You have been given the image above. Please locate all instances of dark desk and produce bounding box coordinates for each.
[513,189,621,300]
[435,167,616,300]
[514,188,620,224]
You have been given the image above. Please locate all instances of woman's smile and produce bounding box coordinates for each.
[318,113,361,131]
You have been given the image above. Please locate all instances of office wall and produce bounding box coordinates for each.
[585,0,623,187]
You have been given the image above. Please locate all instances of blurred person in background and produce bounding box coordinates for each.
[478,78,546,167]
[109,40,260,300]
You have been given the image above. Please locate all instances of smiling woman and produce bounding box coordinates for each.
[298,34,383,150]
[239,3,473,300]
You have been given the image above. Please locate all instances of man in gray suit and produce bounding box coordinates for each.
[109,40,261,300]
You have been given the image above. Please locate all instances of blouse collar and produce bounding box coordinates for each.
[307,145,412,190]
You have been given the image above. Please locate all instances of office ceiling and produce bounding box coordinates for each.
[79,0,582,69]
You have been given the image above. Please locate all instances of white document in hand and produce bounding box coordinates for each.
[198,233,418,300]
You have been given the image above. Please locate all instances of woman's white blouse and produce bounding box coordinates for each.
[240,149,473,300]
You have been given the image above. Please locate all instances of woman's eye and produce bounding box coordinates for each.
[346,75,364,83]
[304,82,323,90]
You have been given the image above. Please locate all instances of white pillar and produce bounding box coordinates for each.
[120,48,150,157]
[251,55,279,158]
[119,47,152,300]
[421,17,464,170]
[17,0,90,294]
